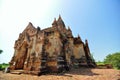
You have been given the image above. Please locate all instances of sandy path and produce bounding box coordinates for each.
[0,68,120,80]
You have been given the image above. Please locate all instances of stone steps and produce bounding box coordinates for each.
[10,70,24,74]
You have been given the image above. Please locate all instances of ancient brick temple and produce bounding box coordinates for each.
[9,16,96,75]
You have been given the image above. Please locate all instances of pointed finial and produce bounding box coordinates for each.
[68,26,71,31]
[52,18,57,26]
[28,22,33,26]
[53,18,57,22]
[78,34,82,41]
[58,14,62,21]
[37,26,41,31]
[78,34,80,38]
[85,39,88,44]
[59,14,61,18]
[57,15,66,27]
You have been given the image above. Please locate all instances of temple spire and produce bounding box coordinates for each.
[57,15,65,28]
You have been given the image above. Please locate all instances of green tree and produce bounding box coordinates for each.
[104,52,120,69]
[0,50,3,70]
[0,50,3,54]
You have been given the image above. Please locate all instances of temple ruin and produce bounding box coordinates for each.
[9,16,96,75]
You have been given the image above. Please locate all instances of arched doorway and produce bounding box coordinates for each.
[15,41,28,69]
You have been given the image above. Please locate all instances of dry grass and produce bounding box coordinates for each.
[0,68,120,80]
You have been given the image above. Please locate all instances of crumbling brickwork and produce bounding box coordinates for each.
[9,16,96,75]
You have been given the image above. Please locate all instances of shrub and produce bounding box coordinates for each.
[104,52,120,69]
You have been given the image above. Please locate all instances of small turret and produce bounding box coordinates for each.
[85,39,88,45]
[52,18,58,27]
[78,34,82,41]
[58,15,62,20]
[37,26,41,31]
[57,15,65,28]
[68,26,71,31]
[36,26,41,34]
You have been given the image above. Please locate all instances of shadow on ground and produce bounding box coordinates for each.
[45,67,99,77]
[67,67,99,76]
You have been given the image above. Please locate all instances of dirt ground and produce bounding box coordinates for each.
[0,68,120,80]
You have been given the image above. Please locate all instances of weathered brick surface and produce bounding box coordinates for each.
[9,16,96,75]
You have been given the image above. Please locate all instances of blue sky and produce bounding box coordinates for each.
[0,0,120,63]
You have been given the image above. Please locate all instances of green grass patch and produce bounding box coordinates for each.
[96,62,105,66]
[0,63,9,70]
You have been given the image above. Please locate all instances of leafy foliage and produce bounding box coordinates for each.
[104,52,120,69]
[0,49,3,54]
